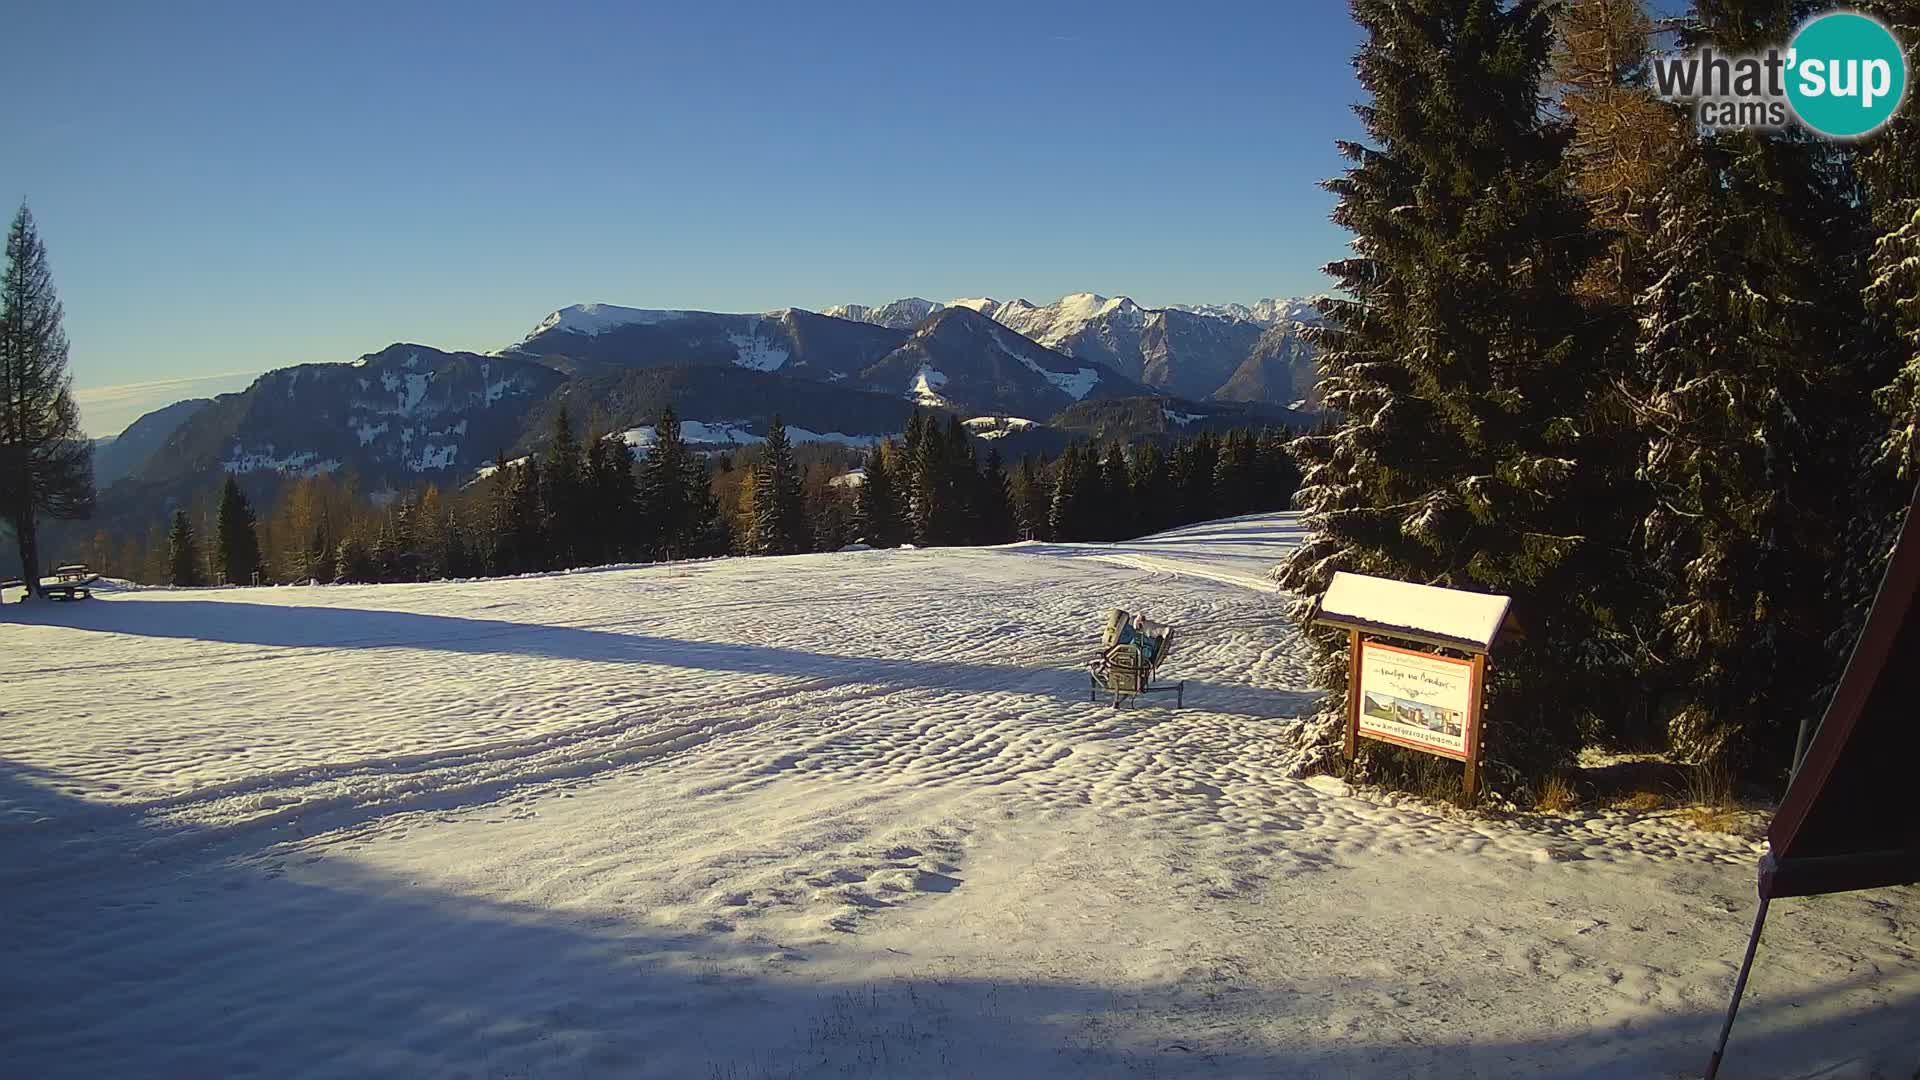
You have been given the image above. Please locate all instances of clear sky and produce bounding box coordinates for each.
[2,1,1366,435]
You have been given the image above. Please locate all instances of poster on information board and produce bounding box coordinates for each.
[1355,641,1477,760]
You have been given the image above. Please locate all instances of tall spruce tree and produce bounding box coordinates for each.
[856,441,905,547]
[679,437,724,558]
[810,477,855,552]
[1169,435,1220,526]
[977,447,1015,545]
[585,431,638,563]
[1129,440,1174,535]
[639,408,697,559]
[543,406,585,568]
[334,534,375,584]
[1049,443,1102,542]
[1631,2,1878,770]
[1276,0,1631,784]
[749,415,808,555]
[502,456,547,574]
[1254,430,1302,513]
[0,205,92,595]
[1098,443,1133,540]
[1212,431,1258,519]
[906,413,959,546]
[167,510,202,587]
[214,476,263,585]
[1862,0,1920,485]
[1011,454,1049,541]
[944,416,979,543]
[1839,0,1920,697]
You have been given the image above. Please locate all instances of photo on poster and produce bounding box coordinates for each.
[1356,641,1475,759]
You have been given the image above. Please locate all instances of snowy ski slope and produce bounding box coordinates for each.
[1,514,1915,1078]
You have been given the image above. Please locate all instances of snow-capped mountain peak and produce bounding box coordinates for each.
[820,297,942,330]
[525,303,700,340]
[521,302,816,345]
[820,291,1320,405]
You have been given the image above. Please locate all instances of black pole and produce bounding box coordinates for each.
[1790,715,1817,778]
[1704,894,1772,1080]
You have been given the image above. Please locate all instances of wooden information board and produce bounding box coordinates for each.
[1313,572,1510,800]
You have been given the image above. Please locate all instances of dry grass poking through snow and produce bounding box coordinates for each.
[1684,758,1742,833]
[1533,773,1580,813]
[1609,789,1671,813]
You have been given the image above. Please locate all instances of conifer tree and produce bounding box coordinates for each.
[749,415,808,555]
[680,443,724,558]
[943,416,979,542]
[585,431,638,563]
[1098,443,1133,540]
[1011,454,1049,541]
[0,205,92,595]
[1129,440,1174,534]
[1047,444,1079,541]
[543,406,585,568]
[1213,430,1258,518]
[501,456,547,574]
[167,509,202,587]
[413,487,450,580]
[1169,435,1220,526]
[639,408,695,559]
[907,414,957,546]
[810,476,855,552]
[1551,0,1682,304]
[638,408,724,560]
[977,446,1015,545]
[1049,443,1102,542]
[1837,0,1920,680]
[901,412,936,544]
[1254,430,1302,512]
[215,476,263,584]
[1275,0,1633,781]
[334,534,375,584]
[856,441,905,547]
[368,505,406,583]
[1631,2,1879,769]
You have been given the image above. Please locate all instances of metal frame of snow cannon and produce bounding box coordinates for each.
[1088,618,1183,708]
[4,564,99,602]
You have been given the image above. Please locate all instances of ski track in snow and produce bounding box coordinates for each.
[1,515,1915,1079]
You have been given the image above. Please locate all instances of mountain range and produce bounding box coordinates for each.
[75,291,1323,544]
[824,292,1322,407]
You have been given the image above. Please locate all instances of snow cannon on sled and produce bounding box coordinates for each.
[1089,609,1183,708]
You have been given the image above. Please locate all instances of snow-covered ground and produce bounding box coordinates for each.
[2,514,1915,1079]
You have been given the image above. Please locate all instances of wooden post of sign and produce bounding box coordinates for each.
[1463,651,1487,803]
[1344,629,1362,760]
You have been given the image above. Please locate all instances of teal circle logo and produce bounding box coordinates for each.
[1786,12,1907,138]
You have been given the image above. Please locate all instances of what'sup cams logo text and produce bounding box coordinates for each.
[1652,10,1908,138]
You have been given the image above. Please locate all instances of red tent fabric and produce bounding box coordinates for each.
[1765,482,1920,898]
[1707,481,1920,1078]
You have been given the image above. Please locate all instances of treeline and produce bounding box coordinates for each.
[850,414,1298,549]
[112,406,1301,587]
[1277,0,1920,793]
[158,406,729,585]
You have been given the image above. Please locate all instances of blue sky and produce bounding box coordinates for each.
[3,1,1365,435]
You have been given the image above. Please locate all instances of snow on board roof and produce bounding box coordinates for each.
[1314,571,1512,652]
